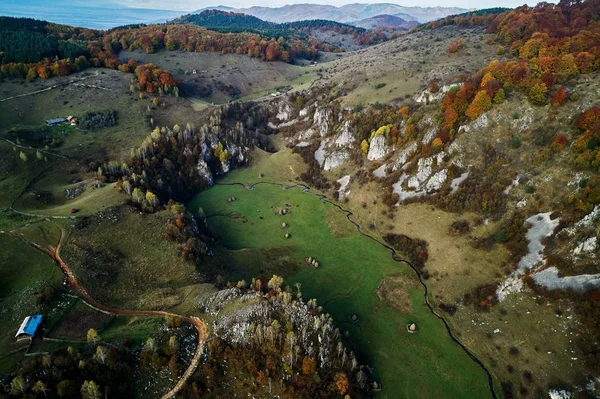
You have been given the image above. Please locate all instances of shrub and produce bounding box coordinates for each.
[448,38,465,53]
[466,91,492,119]
[80,110,117,131]
[550,86,568,106]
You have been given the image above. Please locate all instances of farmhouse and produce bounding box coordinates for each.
[46,117,66,126]
[15,315,42,341]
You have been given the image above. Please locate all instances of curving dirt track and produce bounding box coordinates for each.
[24,231,207,399]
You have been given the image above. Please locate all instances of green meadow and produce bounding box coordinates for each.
[188,179,492,398]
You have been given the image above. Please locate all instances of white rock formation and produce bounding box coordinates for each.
[367,135,388,161]
[315,139,348,171]
[313,107,329,136]
[323,151,348,171]
[548,389,573,399]
[298,127,315,141]
[450,169,470,193]
[277,103,292,121]
[519,213,560,270]
[572,237,598,257]
[196,160,213,185]
[299,106,310,117]
[460,113,489,133]
[414,84,460,104]
[497,212,559,301]
[533,267,600,292]
[372,164,387,178]
[422,127,437,144]
[407,157,433,189]
[337,175,351,200]
[425,169,448,192]
[334,121,354,148]
[392,143,417,171]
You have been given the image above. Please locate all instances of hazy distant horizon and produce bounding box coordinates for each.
[120,0,552,10]
[2,0,555,13]
[0,0,557,30]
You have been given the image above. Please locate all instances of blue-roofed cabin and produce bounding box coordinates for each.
[15,315,42,341]
[46,117,66,126]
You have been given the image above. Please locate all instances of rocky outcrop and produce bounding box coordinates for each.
[425,169,448,192]
[367,135,388,160]
[337,175,351,199]
[334,120,354,147]
[392,143,417,171]
[315,138,349,171]
[197,160,214,185]
[276,102,292,121]
[313,106,329,137]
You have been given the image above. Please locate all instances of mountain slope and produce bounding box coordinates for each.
[351,14,419,30]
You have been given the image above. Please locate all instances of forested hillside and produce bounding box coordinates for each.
[0,16,334,84]
[173,10,389,48]
[0,17,100,64]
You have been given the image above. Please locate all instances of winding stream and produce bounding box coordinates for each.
[217,180,499,399]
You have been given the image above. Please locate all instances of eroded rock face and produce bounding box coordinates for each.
[337,175,351,199]
[367,135,388,161]
[407,157,433,189]
[313,106,329,137]
[197,159,214,185]
[277,102,292,121]
[335,120,354,148]
[315,139,349,171]
[425,169,448,192]
[460,113,489,133]
[323,150,348,171]
[392,143,418,171]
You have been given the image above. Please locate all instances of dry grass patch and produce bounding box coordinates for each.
[375,274,419,314]
[324,205,356,238]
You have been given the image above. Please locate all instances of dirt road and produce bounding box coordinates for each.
[28,231,207,399]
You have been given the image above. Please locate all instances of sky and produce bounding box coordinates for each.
[110,0,547,11]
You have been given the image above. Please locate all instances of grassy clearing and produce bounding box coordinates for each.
[219,147,307,185]
[452,292,585,396]
[0,210,38,230]
[60,205,197,310]
[321,27,501,107]
[0,140,54,209]
[188,180,491,398]
[13,166,126,217]
[120,51,318,104]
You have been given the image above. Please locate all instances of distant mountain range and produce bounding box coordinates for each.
[194,3,471,24]
[351,14,419,30]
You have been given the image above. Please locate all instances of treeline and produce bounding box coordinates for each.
[173,10,302,40]
[0,14,336,83]
[104,23,328,61]
[422,8,510,29]
[173,11,387,49]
